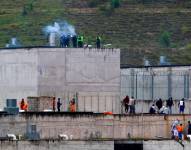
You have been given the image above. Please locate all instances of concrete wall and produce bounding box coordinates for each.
[0,113,190,140]
[37,48,120,113]
[0,140,113,150]
[0,140,190,150]
[121,66,191,100]
[0,48,120,113]
[143,140,190,150]
[0,49,38,109]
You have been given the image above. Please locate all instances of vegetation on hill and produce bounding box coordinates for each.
[0,0,191,66]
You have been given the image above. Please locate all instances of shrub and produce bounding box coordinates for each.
[22,6,27,16]
[186,43,191,50]
[181,25,191,34]
[21,1,35,16]
[159,31,171,48]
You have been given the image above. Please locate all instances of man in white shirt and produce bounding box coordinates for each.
[129,96,135,114]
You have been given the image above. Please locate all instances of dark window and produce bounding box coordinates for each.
[114,143,143,150]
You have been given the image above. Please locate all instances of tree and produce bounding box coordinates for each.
[111,0,120,8]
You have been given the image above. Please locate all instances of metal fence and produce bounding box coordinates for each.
[121,67,190,101]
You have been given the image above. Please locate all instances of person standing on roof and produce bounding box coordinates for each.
[156,98,163,113]
[20,98,28,111]
[123,95,129,113]
[178,98,185,114]
[96,36,101,49]
[77,35,84,48]
[129,96,136,114]
[72,35,77,48]
[57,98,62,112]
[69,98,76,112]
[166,97,173,114]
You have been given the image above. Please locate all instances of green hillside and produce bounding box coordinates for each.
[1,0,191,66]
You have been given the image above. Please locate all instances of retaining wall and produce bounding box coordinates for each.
[0,140,190,150]
[0,113,190,140]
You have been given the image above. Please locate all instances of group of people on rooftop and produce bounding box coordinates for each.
[149,97,185,114]
[60,35,101,49]
[52,97,76,112]
[19,97,76,112]
[122,95,186,115]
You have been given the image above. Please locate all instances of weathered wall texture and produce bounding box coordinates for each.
[0,140,113,150]
[0,49,38,109]
[0,140,190,150]
[0,113,190,140]
[0,48,120,113]
[143,140,190,150]
[121,66,191,100]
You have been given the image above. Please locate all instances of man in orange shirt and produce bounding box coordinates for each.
[69,98,76,112]
[176,123,184,140]
[20,98,28,111]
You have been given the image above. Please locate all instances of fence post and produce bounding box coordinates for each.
[151,74,154,100]
[168,68,172,98]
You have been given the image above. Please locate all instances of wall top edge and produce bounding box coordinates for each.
[0,47,120,53]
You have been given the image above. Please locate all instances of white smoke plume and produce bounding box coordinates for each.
[43,21,76,37]
[6,37,21,48]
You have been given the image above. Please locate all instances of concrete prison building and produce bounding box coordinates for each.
[0,48,120,112]
[0,47,191,113]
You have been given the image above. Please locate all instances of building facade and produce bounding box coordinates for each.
[0,48,120,112]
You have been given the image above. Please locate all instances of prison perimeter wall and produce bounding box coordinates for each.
[0,113,190,140]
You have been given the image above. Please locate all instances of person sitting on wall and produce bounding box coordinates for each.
[69,98,76,112]
[156,98,163,113]
[149,104,156,114]
[159,105,169,114]
[20,98,28,111]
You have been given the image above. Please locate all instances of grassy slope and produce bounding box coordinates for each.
[0,0,191,66]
